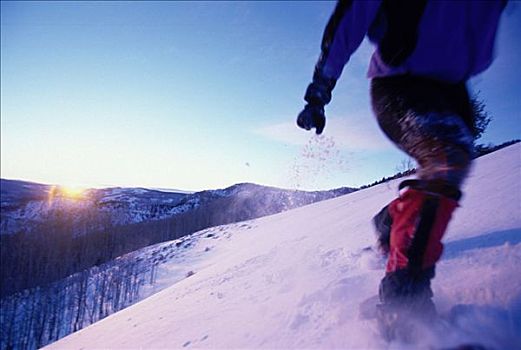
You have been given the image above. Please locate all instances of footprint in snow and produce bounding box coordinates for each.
[290,313,310,330]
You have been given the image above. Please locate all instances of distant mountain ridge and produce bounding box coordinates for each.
[0,179,185,235]
[0,179,356,236]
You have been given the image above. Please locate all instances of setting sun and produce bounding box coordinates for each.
[59,185,87,199]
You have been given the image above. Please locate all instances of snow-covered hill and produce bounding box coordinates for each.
[47,144,521,349]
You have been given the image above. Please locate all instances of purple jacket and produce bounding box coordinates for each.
[317,0,506,84]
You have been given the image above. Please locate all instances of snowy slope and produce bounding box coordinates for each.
[47,144,521,349]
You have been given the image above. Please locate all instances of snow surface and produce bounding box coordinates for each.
[46,144,521,349]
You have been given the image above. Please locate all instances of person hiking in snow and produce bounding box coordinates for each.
[296,0,506,340]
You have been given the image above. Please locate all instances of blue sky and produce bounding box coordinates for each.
[1,1,520,191]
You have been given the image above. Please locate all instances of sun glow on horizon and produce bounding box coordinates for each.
[57,185,87,200]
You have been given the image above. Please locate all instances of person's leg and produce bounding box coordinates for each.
[379,180,461,308]
[370,75,474,316]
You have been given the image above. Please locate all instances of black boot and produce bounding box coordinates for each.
[377,268,437,342]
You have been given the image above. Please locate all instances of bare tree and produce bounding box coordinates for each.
[395,157,415,174]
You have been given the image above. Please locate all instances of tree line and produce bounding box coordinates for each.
[0,247,163,350]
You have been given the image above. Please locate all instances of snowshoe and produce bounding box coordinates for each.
[375,299,436,343]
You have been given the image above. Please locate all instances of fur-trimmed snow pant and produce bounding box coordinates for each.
[370,75,475,307]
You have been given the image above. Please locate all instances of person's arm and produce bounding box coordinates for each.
[297,0,382,134]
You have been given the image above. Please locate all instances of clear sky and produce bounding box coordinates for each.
[1,1,520,191]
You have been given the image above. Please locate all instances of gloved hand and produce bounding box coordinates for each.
[297,104,326,135]
[296,70,336,135]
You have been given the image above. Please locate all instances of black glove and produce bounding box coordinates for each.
[297,70,336,135]
[297,104,326,135]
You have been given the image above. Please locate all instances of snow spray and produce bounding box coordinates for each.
[289,135,349,190]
